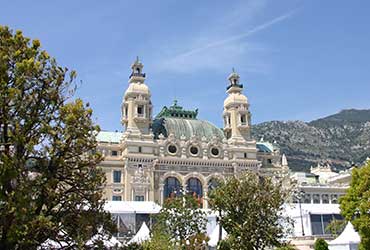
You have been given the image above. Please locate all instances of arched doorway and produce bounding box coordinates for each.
[163,177,181,199]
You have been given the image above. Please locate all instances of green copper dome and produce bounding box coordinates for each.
[152,101,225,140]
[162,117,224,140]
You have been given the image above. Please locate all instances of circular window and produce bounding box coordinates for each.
[211,147,219,156]
[168,144,177,154]
[190,146,199,155]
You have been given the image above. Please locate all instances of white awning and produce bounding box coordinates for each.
[104,201,161,214]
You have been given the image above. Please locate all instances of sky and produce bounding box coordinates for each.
[1,0,370,131]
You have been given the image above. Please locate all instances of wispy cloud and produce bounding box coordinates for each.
[177,10,296,59]
[152,8,296,74]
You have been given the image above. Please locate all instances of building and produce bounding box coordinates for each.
[97,58,363,247]
[96,58,289,209]
[287,164,355,249]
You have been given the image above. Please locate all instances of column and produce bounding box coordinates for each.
[159,184,164,205]
[203,187,209,209]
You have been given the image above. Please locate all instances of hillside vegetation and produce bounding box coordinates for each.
[252,109,370,172]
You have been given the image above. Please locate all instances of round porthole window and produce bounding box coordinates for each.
[190,146,199,156]
[211,147,219,156]
[168,144,177,154]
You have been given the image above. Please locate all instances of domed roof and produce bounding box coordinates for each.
[152,117,225,140]
[163,117,225,140]
[152,101,225,140]
[125,82,150,96]
[224,92,248,107]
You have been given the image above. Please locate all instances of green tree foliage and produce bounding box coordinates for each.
[275,243,297,250]
[0,26,115,249]
[208,172,292,250]
[325,218,346,237]
[142,226,173,250]
[121,242,144,250]
[154,193,208,249]
[313,238,328,250]
[340,161,370,250]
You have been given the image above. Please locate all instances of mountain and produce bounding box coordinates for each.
[252,109,370,172]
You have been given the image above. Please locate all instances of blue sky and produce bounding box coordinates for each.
[1,0,370,131]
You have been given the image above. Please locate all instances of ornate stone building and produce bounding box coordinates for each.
[97,58,289,208]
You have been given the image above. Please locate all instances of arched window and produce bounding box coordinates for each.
[208,178,220,191]
[187,178,203,198]
[164,177,181,199]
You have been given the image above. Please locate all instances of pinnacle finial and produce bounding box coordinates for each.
[232,67,235,73]
[282,154,288,166]
[129,56,145,80]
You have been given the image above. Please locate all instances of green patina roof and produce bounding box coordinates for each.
[156,100,198,119]
[256,140,280,153]
[152,101,224,140]
[163,117,225,140]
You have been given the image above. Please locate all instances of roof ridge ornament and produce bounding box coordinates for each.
[155,100,198,119]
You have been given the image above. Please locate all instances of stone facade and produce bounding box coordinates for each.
[97,58,289,208]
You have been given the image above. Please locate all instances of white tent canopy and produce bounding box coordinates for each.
[40,229,122,249]
[208,224,228,247]
[86,233,122,248]
[128,222,150,244]
[329,222,360,250]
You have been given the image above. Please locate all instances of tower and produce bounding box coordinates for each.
[121,57,152,135]
[223,69,251,143]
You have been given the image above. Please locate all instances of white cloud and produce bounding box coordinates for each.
[151,6,296,74]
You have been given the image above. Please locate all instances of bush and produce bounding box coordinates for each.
[276,243,296,250]
[314,238,328,250]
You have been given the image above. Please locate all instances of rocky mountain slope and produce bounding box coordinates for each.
[252,109,370,172]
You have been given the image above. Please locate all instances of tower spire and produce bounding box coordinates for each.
[129,57,145,83]
[223,69,251,143]
[227,68,242,91]
[122,57,152,135]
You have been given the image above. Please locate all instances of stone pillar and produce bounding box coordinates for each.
[159,184,164,205]
[203,187,209,209]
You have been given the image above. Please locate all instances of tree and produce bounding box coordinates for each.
[142,226,173,250]
[0,26,115,249]
[154,193,208,249]
[313,238,328,250]
[340,161,370,250]
[208,172,292,250]
[325,218,346,237]
[121,242,144,250]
